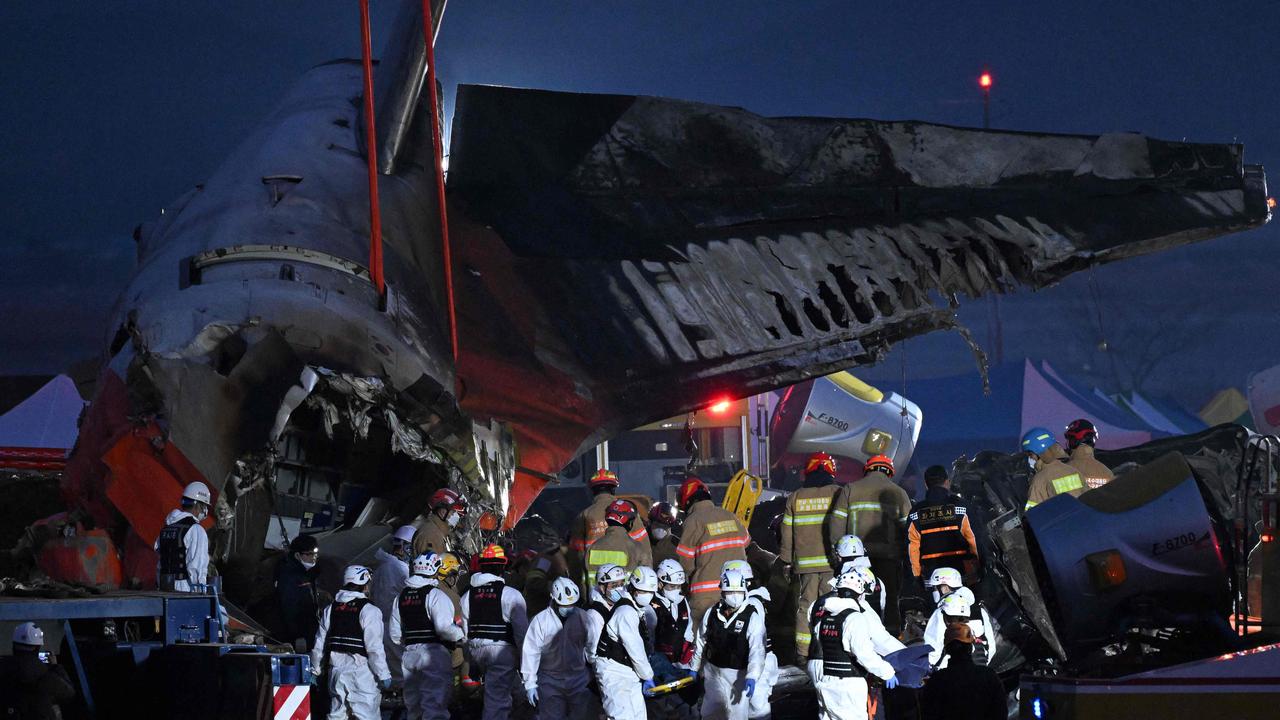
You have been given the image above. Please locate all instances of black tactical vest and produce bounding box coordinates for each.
[326,598,370,656]
[817,607,865,678]
[596,597,649,667]
[467,580,514,642]
[157,516,197,579]
[399,586,440,645]
[705,603,758,670]
[650,597,691,662]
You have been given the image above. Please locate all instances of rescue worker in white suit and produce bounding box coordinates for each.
[584,563,627,664]
[690,568,766,720]
[808,567,898,720]
[155,481,212,592]
[462,544,528,720]
[593,566,657,720]
[311,565,393,720]
[924,588,996,669]
[850,567,904,657]
[721,560,778,720]
[522,577,593,720]
[390,553,465,720]
[644,559,695,666]
[373,524,416,683]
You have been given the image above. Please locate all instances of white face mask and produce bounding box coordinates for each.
[723,592,745,609]
[447,511,462,528]
[555,605,576,619]
[299,558,317,570]
[1027,455,1038,472]
[192,505,208,522]
[633,591,654,607]
[650,527,669,541]
[607,587,625,603]
[661,588,683,603]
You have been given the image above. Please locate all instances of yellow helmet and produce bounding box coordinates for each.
[439,551,463,579]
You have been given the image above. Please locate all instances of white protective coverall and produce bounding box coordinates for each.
[857,595,905,657]
[745,587,779,720]
[462,572,529,720]
[924,604,996,669]
[372,548,411,682]
[154,509,208,592]
[583,589,612,664]
[312,590,392,720]
[521,606,593,720]
[390,575,464,720]
[592,596,653,720]
[691,600,766,720]
[811,597,895,720]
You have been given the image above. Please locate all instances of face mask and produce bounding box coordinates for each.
[447,512,462,528]
[633,591,654,606]
[299,557,317,570]
[662,588,683,603]
[1027,456,1038,472]
[931,589,942,605]
[723,593,745,609]
[555,605,576,619]
[651,527,669,541]
[192,505,208,522]
[607,587,625,603]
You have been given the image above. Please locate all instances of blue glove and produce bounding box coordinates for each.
[744,678,757,698]
[687,669,699,682]
[642,679,657,694]
[526,688,539,706]
[380,677,393,691]
[884,674,899,689]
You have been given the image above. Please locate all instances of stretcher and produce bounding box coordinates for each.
[722,469,764,527]
[646,675,695,696]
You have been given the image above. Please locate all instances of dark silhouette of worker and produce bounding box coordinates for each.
[0,622,76,720]
[276,534,323,652]
[920,623,1006,720]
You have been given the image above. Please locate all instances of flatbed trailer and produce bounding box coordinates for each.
[0,590,311,719]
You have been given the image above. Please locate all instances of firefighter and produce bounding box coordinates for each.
[925,589,996,669]
[311,565,393,720]
[645,559,694,666]
[593,566,658,720]
[585,563,627,664]
[648,501,681,566]
[0,622,76,720]
[462,544,529,720]
[906,466,979,585]
[155,481,212,593]
[1022,427,1085,510]
[584,499,652,585]
[828,456,912,633]
[521,577,593,720]
[414,487,467,558]
[521,542,569,618]
[568,470,647,593]
[690,568,766,720]
[809,568,898,720]
[780,451,842,659]
[721,560,779,720]
[391,553,465,720]
[675,477,751,623]
[373,524,417,683]
[1064,419,1114,490]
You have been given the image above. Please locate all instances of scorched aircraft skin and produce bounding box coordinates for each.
[61,0,1269,595]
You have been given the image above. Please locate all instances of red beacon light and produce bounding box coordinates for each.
[708,397,733,414]
[978,72,993,89]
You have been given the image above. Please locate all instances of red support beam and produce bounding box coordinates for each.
[359,0,386,298]
[421,0,459,362]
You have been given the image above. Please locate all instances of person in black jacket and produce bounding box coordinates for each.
[0,622,76,720]
[276,534,323,652]
[921,623,1006,720]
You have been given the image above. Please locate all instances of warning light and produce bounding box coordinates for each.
[1031,697,1046,719]
[979,72,993,89]
[709,398,733,414]
[1085,549,1127,590]
[1268,197,1277,210]
[1263,532,1275,544]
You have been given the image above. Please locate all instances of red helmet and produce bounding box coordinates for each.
[678,477,709,510]
[864,455,895,477]
[649,501,678,527]
[588,468,620,490]
[805,451,838,476]
[479,544,507,568]
[430,487,467,512]
[605,499,637,528]
[1064,419,1098,450]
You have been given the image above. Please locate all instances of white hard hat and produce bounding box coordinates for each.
[596,563,626,586]
[343,565,372,586]
[853,566,876,589]
[954,586,976,606]
[721,559,753,581]
[835,567,867,595]
[551,577,581,606]
[720,568,749,593]
[927,567,963,589]
[940,593,972,618]
[836,534,866,558]
[392,525,417,544]
[656,559,686,585]
[630,566,659,592]
[182,481,211,505]
[412,553,443,577]
[12,622,43,647]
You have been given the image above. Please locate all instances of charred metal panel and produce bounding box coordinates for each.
[448,85,1270,475]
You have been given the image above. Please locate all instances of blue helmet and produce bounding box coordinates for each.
[1021,427,1056,456]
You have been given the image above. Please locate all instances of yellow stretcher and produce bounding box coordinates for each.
[646,675,695,696]
[721,469,765,527]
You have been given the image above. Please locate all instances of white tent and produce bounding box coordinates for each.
[0,375,86,450]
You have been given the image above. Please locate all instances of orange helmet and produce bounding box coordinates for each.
[479,543,507,568]
[805,452,838,476]
[864,454,894,477]
[588,468,620,490]
[678,477,710,510]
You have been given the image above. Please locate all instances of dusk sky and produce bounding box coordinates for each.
[1,1,1276,411]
